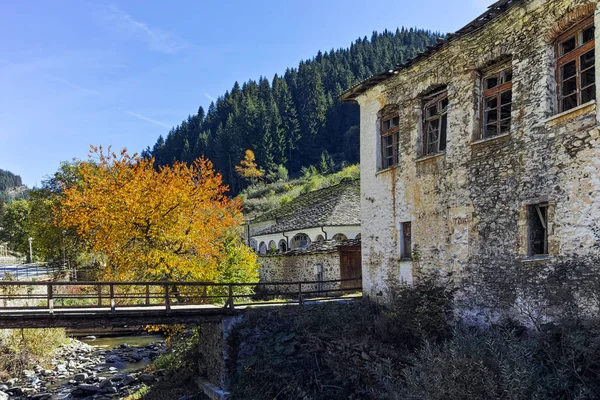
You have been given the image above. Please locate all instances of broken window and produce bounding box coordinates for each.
[556,17,595,113]
[482,66,512,138]
[422,87,448,156]
[380,112,400,170]
[527,204,548,256]
[401,222,412,260]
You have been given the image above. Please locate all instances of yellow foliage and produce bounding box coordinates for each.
[57,146,251,283]
[235,150,263,184]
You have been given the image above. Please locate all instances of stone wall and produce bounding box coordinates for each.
[196,316,242,399]
[356,0,600,319]
[258,252,342,293]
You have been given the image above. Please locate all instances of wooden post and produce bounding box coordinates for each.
[97,284,102,307]
[227,285,234,311]
[145,285,150,306]
[165,284,171,312]
[109,284,115,312]
[298,282,304,306]
[47,283,53,315]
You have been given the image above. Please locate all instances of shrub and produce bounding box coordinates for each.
[154,329,199,374]
[0,328,68,376]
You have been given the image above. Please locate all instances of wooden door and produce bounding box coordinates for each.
[339,247,362,291]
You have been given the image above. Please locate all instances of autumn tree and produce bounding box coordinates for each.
[57,146,258,284]
[235,149,264,185]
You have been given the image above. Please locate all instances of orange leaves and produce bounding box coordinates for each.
[58,146,244,282]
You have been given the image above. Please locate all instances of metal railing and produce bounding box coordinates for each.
[0,278,363,314]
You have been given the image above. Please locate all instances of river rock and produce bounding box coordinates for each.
[31,394,52,400]
[138,372,155,383]
[99,379,113,388]
[74,384,101,394]
[74,372,88,382]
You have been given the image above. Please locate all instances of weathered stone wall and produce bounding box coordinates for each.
[357,0,600,319]
[258,252,342,292]
[197,316,242,397]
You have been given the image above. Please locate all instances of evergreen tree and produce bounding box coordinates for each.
[145,28,439,193]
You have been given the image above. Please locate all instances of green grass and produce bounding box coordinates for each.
[240,164,359,219]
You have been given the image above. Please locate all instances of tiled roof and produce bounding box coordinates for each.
[252,179,360,236]
[340,0,523,102]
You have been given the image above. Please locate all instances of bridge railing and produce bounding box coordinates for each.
[0,278,363,313]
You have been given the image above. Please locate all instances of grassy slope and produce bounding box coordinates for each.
[238,164,359,220]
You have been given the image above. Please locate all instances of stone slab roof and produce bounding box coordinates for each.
[252,179,360,236]
[340,0,524,102]
[261,239,361,257]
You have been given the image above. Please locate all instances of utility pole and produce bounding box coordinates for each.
[28,237,33,263]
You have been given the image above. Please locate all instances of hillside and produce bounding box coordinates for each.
[240,164,359,220]
[144,28,439,194]
[0,169,27,205]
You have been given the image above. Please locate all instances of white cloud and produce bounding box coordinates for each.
[125,111,171,129]
[106,5,187,54]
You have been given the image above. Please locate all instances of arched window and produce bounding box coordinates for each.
[268,241,277,253]
[258,242,267,255]
[332,233,348,241]
[291,234,310,249]
[555,16,595,113]
[315,234,325,243]
[279,239,288,253]
[378,105,400,170]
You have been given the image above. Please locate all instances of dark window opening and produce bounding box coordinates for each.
[422,87,448,156]
[557,17,595,113]
[482,67,513,139]
[380,112,400,170]
[528,204,548,256]
[401,222,412,260]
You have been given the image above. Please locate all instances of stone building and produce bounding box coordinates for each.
[245,179,362,290]
[341,0,600,314]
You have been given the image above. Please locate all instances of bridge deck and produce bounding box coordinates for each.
[0,278,362,328]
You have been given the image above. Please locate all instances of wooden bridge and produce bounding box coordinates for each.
[0,279,362,329]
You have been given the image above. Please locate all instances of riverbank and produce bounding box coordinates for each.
[0,335,170,399]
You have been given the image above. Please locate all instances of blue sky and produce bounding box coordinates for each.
[0,0,490,187]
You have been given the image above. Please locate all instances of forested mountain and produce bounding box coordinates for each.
[144,28,440,193]
[0,169,27,205]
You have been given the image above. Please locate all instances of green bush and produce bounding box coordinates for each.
[154,329,199,374]
[0,328,68,376]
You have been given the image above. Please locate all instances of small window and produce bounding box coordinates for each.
[422,87,448,156]
[556,17,595,113]
[482,67,512,139]
[400,222,412,260]
[527,204,548,256]
[380,112,400,170]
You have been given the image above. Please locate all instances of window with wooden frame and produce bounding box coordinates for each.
[481,66,512,139]
[527,203,548,256]
[379,111,400,170]
[556,17,595,113]
[400,221,412,260]
[422,87,448,156]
